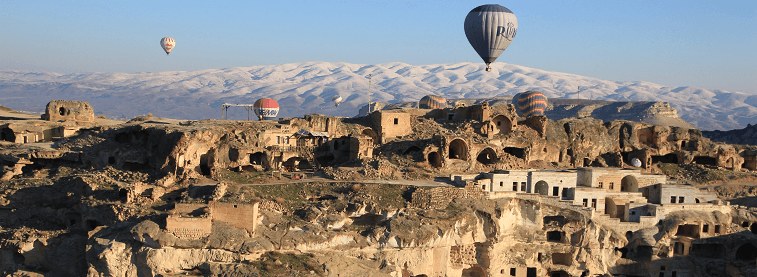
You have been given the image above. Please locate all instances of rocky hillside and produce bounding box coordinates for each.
[703,124,757,145]
[0,62,754,130]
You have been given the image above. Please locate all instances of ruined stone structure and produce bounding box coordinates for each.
[42,100,95,123]
[369,110,412,143]
[166,200,259,238]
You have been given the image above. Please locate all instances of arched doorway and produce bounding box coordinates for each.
[491,115,512,135]
[427,151,442,168]
[403,146,421,155]
[250,152,266,165]
[535,181,549,195]
[362,128,378,144]
[283,157,311,171]
[461,266,486,277]
[621,175,639,192]
[448,139,468,160]
[199,152,211,176]
[476,148,498,165]
[652,153,678,164]
[735,243,757,261]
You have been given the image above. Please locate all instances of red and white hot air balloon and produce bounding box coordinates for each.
[160,37,175,55]
[253,98,280,120]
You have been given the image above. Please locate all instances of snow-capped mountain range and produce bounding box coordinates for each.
[0,62,754,131]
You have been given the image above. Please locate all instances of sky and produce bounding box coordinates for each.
[1,1,755,93]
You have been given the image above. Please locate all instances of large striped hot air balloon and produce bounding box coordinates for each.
[512,91,548,117]
[418,95,448,109]
[160,37,175,55]
[464,4,518,72]
[253,98,280,120]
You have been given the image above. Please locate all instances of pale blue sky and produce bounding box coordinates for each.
[1,1,755,92]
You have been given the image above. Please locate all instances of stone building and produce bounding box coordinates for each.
[640,183,720,205]
[42,100,95,123]
[165,201,259,238]
[369,110,412,143]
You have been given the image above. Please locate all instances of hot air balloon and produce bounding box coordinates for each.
[160,37,175,55]
[631,158,642,167]
[418,95,448,109]
[332,96,344,107]
[512,91,548,117]
[464,4,518,71]
[253,98,280,120]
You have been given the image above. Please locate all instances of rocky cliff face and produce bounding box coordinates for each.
[2,105,757,276]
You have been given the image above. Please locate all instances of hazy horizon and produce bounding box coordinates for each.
[1,1,755,93]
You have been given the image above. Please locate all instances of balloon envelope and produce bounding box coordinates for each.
[512,91,548,117]
[464,4,518,71]
[418,95,448,109]
[253,98,280,120]
[631,158,642,167]
[160,37,175,55]
[332,96,344,107]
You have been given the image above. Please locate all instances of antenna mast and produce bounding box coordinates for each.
[367,73,373,113]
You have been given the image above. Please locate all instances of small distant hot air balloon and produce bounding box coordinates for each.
[631,158,642,167]
[418,95,448,109]
[464,4,518,72]
[160,37,175,55]
[512,91,548,117]
[253,98,280,120]
[332,96,344,107]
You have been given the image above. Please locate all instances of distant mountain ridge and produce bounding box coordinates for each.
[0,62,754,130]
[703,124,757,145]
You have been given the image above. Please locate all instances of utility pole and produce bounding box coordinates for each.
[366,74,373,113]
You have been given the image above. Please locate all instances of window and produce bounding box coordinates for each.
[714,225,721,233]
[552,187,559,196]
[610,182,614,190]
[631,211,636,215]
[599,182,603,188]
[582,198,588,207]
[510,268,516,276]
[448,114,454,120]
[393,118,399,125]
[500,181,504,187]
[703,224,709,233]
[521,182,527,192]
[671,271,677,277]
[671,196,677,203]
[277,136,281,144]
[513,182,518,191]
[482,185,486,190]
[678,196,685,203]
[591,199,597,208]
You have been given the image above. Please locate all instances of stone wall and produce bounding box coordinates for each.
[449,244,477,267]
[411,185,485,210]
[370,110,412,143]
[209,201,259,235]
[641,184,719,205]
[165,216,212,239]
[42,100,94,123]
